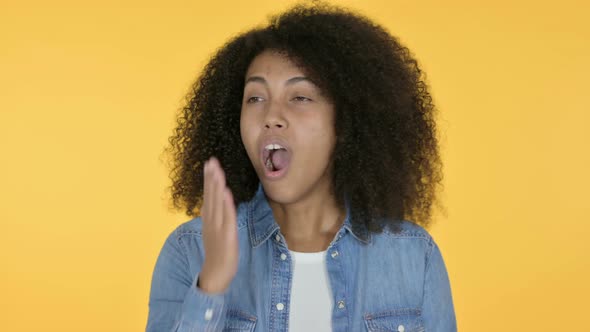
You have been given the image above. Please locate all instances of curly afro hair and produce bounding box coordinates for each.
[163,0,446,234]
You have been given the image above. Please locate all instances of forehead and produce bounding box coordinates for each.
[245,50,304,78]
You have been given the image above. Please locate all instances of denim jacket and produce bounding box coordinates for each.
[146,183,457,331]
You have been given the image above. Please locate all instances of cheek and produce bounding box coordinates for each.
[303,120,336,158]
[310,114,336,139]
[239,118,246,145]
[240,115,258,155]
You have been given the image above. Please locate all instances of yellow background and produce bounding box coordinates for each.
[1,0,588,330]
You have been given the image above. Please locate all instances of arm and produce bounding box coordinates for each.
[145,229,228,332]
[422,237,458,331]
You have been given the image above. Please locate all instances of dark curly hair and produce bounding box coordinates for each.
[163,0,446,234]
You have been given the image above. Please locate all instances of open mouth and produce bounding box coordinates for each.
[262,148,291,179]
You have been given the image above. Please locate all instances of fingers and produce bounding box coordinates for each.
[203,156,237,235]
[223,187,237,230]
[203,159,210,218]
[203,157,227,227]
[203,158,215,223]
[213,158,225,227]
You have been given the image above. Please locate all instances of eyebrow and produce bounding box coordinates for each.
[244,76,315,87]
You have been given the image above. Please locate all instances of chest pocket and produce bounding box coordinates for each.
[222,308,257,332]
[363,308,425,332]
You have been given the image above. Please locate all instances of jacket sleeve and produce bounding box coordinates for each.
[146,228,228,332]
[422,237,458,331]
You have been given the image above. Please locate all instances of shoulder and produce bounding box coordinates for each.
[382,219,433,242]
[370,219,437,257]
[170,202,251,238]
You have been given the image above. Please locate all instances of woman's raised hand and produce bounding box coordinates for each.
[197,156,239,294]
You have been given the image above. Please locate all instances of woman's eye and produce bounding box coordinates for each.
[293,96,311,102]
[246,96,263,103]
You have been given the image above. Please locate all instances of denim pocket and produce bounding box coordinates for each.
[222,308,257,332]
[363,308,425,332]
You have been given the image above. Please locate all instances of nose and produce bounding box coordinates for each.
[264,100,286,129]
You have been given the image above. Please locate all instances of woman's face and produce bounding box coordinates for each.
[240,49,337,204]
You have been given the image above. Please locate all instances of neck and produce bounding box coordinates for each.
[267,181,345,251]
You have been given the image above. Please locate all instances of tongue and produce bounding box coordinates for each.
[271,149,290,171]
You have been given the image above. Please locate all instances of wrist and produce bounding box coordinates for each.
[197,271,226,294]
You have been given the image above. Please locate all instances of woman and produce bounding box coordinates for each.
[146,1,457,331]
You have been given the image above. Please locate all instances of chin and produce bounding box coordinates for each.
[261,182,297,204]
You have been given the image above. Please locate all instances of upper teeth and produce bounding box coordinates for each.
[265,144,284,151]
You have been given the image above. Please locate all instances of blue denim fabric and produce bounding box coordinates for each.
[146,183,457,331]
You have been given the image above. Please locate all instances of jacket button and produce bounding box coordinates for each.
[280,253,287,260]
[276,303,285,310]
[275,234,280,241]
[337,300,345,309]
[204,308,213,321]
[397,325,405,332]
[331,250,339,258]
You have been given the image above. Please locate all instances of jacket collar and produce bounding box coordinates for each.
[247,182,371,248]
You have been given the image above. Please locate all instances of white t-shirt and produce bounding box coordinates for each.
[287,249,333,332]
